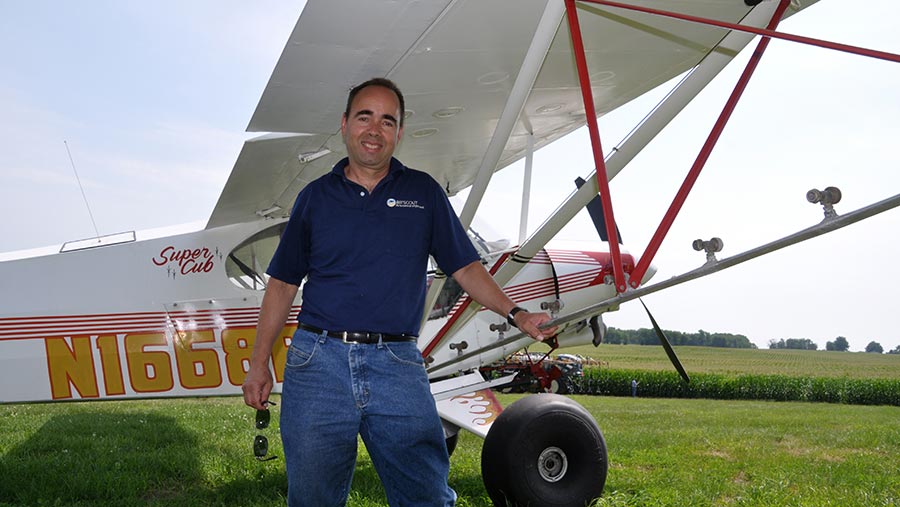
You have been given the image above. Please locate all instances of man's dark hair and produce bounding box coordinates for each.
[344,77,406,128]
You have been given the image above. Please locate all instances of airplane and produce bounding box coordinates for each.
[2,1,898,505]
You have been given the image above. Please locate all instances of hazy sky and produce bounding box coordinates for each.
[1,1,898,352]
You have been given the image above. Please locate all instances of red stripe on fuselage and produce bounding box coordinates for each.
[0,306,300,341]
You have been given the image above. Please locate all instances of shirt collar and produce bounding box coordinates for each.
[330,157,407,182]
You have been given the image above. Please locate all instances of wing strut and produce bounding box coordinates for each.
[419,0,566,356]
[490,2,779,294]
[457,0,566,229]
[428,190,900,375]
[581,0,900,64]
[424,3,781,359]
[628,0,791,287]
[564,0,627,293]
[519,134,535,246]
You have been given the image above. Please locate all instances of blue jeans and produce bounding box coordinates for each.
[280,328,456,506]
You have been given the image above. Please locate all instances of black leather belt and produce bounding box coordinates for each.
[298,323,417,344]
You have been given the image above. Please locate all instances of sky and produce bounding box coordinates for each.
[1,1,898,353]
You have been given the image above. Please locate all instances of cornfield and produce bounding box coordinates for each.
[575,368,900,406]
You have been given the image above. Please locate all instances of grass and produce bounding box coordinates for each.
[585,396,899,506]
[1,395,898,506]
[551,343,900,379]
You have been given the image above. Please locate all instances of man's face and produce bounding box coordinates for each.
[341,85,403,172]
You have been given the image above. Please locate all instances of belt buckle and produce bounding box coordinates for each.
[341,331,353,344]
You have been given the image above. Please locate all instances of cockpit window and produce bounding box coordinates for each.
[225,223,286,290]
[428,275,465,320]
[426,228,508,320]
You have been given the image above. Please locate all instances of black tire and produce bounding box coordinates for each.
[481,394,607,507]
[548,366,570,394]
[549,377,569,394]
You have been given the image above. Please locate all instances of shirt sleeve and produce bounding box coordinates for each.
[428,180,481,276]
[266,186,312,286]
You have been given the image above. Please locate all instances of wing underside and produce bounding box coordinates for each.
[206,0,816,229]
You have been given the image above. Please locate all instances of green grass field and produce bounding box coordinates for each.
[551,343,900,379]
[1,345,897,506]
[1,393,898,506]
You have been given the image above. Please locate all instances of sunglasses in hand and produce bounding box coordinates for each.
[254,401,278,462]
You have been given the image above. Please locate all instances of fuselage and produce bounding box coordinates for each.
[0,219,653,403]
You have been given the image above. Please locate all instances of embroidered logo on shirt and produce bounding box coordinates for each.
[386,198,424,209]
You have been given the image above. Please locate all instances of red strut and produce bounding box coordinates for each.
[579,0,900,64]
[629,0,792,287]
[564,0,627,293]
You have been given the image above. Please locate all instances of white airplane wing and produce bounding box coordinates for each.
[207,133,338,228]
[206,0,816,229]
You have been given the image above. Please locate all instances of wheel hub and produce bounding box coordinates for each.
[537,446,568,482]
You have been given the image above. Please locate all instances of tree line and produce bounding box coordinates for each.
[768,336,900,354]
[604,329,900,353]
[605,327,755,348]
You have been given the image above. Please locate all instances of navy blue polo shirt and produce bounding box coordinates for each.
[267,157,480,336]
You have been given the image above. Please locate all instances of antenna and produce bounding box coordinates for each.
[64,141,101,243]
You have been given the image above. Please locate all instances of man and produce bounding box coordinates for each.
[242,77,555,506]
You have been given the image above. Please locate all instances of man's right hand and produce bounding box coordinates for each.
[242,365,274,410]
[242,277,298,410]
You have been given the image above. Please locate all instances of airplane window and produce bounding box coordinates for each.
[426,228,509,321]
[428,275,465,320]
[468,228,510,261]
[225,223,286,290]
[468,229,492,258]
